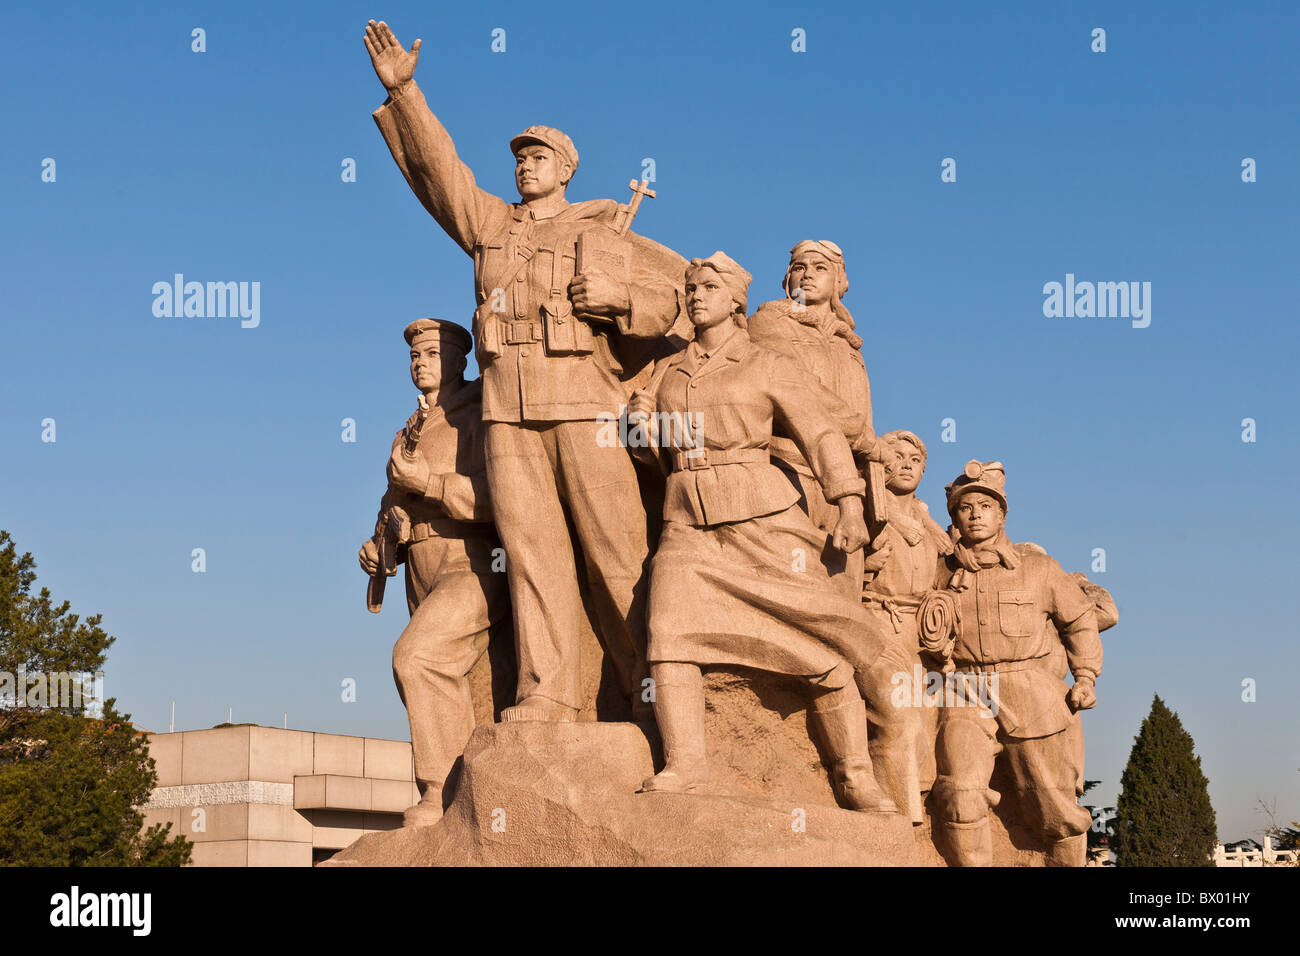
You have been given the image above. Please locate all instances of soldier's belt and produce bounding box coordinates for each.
[671,446,768,472]
[861,594,921,634]
[952,655,1050,675]
[862,592,922,613]
[504,319,544,345]
[410,517,495,542]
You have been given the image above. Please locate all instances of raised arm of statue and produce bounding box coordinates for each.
[366,19,510,254]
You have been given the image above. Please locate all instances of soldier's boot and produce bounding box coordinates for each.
[640,663,708,793]
[1045,832,1087,867]
[869,713,925,824]
[809,685,897,813]
[943,818,994,867]
[501,695,579,723]
[403,779,446,829]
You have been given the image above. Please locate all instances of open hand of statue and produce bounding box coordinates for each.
[831,496,868,554]
[569,270,630,318]
[364,20,421,91]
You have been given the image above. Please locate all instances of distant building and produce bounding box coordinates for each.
[1214,836,1298,867]
[141,725,417,866]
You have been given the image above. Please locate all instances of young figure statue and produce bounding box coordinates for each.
[747,240,873,599]
[627,252,905,812]
[919,461,1103,866]
[358,319,509,827]
[859,429,955,821]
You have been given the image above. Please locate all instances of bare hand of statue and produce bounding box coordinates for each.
[358,538,380,576]
[364,19,421,92]
[388,446,431,495]
[1068,678,1098,712]
[570,270,630,318]
[627,388,654,426]
[832,496,868,554]
[862,534,894,572]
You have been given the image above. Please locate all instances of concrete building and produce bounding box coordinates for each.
[141,725,417,866]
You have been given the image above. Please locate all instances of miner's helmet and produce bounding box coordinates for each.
[945,460,1008,515]
[403,318,472,356]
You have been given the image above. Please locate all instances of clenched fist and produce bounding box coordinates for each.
[628,387,655,426]
[358,538,380,576]
[1068,677,1098,712]
[388,447,431,495]
[831,495,868,554]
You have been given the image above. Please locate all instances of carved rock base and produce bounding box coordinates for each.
[326,720,1044,866]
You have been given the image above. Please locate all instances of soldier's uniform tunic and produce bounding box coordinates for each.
[930,535,1102,864]
[860,493,954,799]
[378,378,508,800]
[375,82,682,710]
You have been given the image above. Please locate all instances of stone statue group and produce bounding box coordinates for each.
[356,20,1116,867]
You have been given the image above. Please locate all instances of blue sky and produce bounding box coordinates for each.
[2,0,1297,841]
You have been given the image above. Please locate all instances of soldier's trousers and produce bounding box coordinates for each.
[860,606,927,820]
[393,535,506,800]
[484,420,650,710]
[931,700,1092,865]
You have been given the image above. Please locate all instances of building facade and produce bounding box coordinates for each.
[142,725,417,866]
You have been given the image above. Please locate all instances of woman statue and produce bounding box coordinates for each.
[627,251,903,812]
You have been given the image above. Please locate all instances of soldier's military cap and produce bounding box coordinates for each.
[509,125,579,174]
[945,460,1008,514]
[403,318,473,356]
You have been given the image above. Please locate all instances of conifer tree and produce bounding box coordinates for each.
[1114,694,1217,866]
[0,531,190,865]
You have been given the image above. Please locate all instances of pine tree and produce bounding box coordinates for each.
[0,530,191,865]
[1113,694,1217,866]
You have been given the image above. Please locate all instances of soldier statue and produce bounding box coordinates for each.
[919,461,1102,866]
[365,20,685,722]
[359,319,508,827]
[859,429,955,821]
